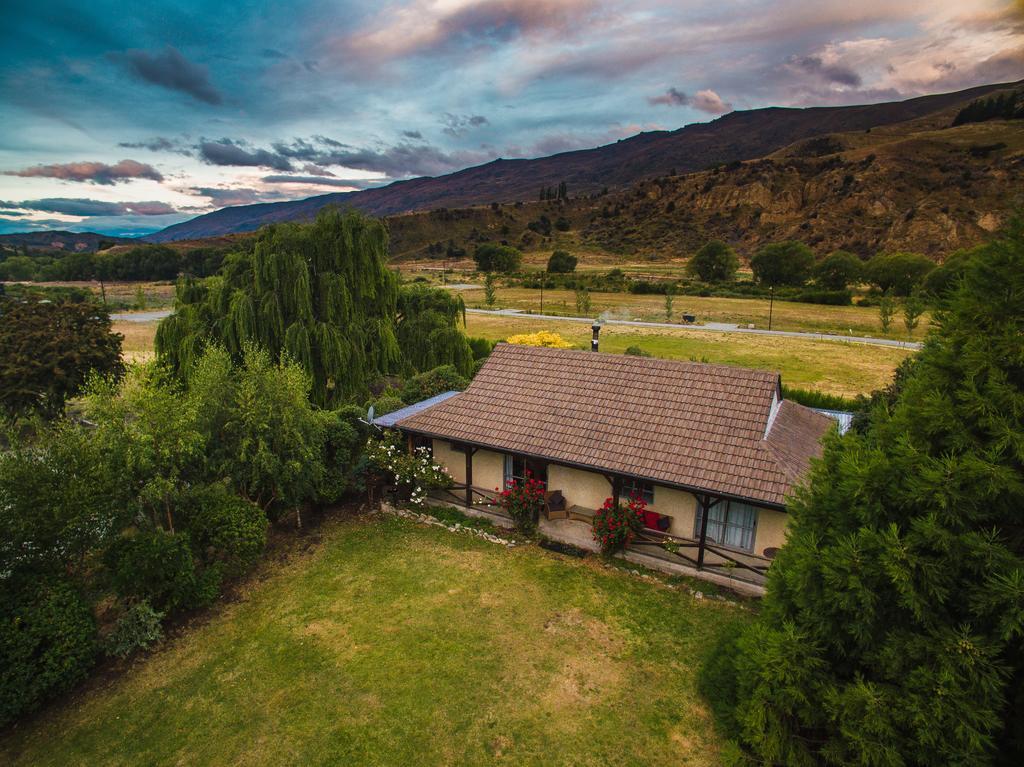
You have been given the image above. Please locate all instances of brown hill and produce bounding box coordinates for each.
[386,117,1023,261]
[145,81,1020,243]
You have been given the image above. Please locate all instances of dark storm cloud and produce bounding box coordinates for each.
[115,45,223,105]
[4,159,164,184]
[118,136,192,155]
[3,198,178,216]
[189,186,288,207]
[647,87,689,106]
[789,55,863,86]
[402,130,424,139]
[198,138,295,171]
[261,174,388,189]
[441,113,489,137]
[198,135,491,178]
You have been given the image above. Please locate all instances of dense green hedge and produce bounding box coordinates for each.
[0,578,96,727]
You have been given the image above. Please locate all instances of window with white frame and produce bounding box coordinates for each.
[622,478,655,505]
[694,499,759,552]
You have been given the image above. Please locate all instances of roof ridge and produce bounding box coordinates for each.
[493,342,782,380]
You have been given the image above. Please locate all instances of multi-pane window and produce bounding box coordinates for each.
[622,478,655,505]
[504,455,547,489]
[694,500,759,552]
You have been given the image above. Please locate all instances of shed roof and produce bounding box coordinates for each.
[372,391,461,428]
[396,344,833,507]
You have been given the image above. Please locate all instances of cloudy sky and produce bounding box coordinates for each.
[2,0,1022,237]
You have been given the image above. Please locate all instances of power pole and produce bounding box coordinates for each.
[540,277,544,315]
[768,284,775,331]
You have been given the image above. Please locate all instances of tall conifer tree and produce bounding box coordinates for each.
[726,219,1024,764]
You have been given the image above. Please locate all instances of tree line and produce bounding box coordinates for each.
[0,243,231,283]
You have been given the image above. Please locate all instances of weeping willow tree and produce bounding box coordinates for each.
[156,208,471,406]
[397,285,474,377]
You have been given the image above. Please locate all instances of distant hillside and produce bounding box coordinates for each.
[146,81,1020,243]
[385,116,1023,260]
[0,231,134,253]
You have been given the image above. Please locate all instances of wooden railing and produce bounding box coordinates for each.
[431,483,505,513]
[629,528,770,583]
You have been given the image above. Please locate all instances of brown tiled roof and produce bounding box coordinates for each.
[397,344,834,507]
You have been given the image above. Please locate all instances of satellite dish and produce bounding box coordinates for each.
[367,405,375,424]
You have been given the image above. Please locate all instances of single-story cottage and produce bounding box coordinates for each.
[379,342,837,585]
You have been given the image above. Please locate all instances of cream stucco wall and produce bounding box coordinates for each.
[648,486,698,537]
[753,507,788,554]
[431,440,504,492]
[547,464,612,510]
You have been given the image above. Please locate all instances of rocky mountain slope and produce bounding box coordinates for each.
[145,81,1020,244]
[386,115,1022,260]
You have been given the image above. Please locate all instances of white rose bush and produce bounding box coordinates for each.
[365,432,452,506]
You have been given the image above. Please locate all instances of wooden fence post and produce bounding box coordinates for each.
[697,494,711,570]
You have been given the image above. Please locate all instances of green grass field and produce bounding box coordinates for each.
[1,515,749,767]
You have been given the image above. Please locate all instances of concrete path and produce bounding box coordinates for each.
[466,308,922,350]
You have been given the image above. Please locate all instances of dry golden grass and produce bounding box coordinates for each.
[454,285,929,339]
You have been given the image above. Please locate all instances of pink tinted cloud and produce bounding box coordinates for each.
[5,159,164,185]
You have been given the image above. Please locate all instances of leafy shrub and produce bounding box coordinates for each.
[0,578,96,726]
[781,385,859,412]
[370,394,405,416]
[592,494,645,554]
[624,346,652,357]
[627,279,674,295]
[105,601,164,659]
[505,331,574,348]
[181,483,267,580]
[399,364,469,405]
[473,243,522,273]
[466,336,496,360]
[105,529,200,612]
[792,289,852,305]
[547,250,577,273]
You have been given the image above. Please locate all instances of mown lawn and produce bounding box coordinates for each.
[1,515,749,767]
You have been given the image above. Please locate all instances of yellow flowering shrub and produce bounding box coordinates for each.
[505,331,575,349]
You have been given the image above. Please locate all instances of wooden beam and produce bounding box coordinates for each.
[697,494,711,570]
[465,446,474,509]
[611,475,622,510]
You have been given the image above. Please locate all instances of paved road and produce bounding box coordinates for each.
[466,308,922,350]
